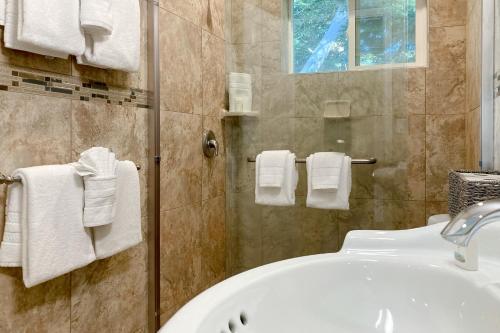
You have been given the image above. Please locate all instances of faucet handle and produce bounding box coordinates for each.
[202,130,219,158]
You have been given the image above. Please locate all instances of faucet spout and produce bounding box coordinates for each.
[441,199,500,270]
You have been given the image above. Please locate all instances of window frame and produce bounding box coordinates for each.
[288,0,428,73]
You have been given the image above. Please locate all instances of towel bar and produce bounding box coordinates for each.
[247,157,377,165]
[0,164,142,185]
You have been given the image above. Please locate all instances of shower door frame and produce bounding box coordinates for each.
[482,0,495,170]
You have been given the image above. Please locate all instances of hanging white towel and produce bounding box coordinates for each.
[14,165,96,288]
[258,150,289,188]
[255,151,298,206]
[72,147,118,228]
[311,152,345,190]
[92,161,142,259]
[18,0,85,57]
[80,0,113,36]
[0,182,22,267]
[4,0,68,58]
[77,0,140,72]
[306,155,352,210]
[0,0,6,25]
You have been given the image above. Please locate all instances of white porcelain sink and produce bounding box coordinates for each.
[161,223,500,333]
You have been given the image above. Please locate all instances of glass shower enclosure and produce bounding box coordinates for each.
[224,0,425,276]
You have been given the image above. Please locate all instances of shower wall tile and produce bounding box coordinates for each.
[160,0,203,27]
[201,196,226,289]
[227,190,263,274]
[260,0,283,42]
[426,26,466,115]
[203,0,225,39]
[429,0,467,28]
[202,30,226,117]
[159,8,203,114]
[294,72,339,118]
[262,41,284,74]
[262,73,294,118]
[70,242,148,333]
[0,272,70,332]
[338,199,427,246]
[160,204,203,323]
[426,201,449,220]
[160,111,203,211]
[338,70,393,117]
[231,0,262,44]
[392,68,426,115]
[426,114,466,201]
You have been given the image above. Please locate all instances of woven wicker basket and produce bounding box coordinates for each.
[448,170,500,217]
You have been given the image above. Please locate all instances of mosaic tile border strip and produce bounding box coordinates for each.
[0,65,151,109]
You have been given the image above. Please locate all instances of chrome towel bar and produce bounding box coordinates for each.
[247,157,377,165]
[0,164,142,185]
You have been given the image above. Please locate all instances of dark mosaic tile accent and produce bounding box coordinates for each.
[50,87,73,95]
[22,78,47,86]
[0,65,151,109]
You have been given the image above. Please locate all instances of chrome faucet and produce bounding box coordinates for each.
[441,199,500,271]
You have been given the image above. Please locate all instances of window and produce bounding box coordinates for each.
[290,0,427,73]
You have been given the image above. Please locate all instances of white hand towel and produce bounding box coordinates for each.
[255,151,298,206]
[258,150,289,188]
[77,0,140,72]
[0,0,6,25]
[4,0,68,58]
[306,156,352,210]
[311,152,345,190]
[0,182,22,267]
[93,161,142,259]
[80,0,113,36]
[72,147,118,228]
[14,165,96,288]
[18,0,85,56]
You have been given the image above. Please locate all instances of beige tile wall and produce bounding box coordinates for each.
[158,0,227,325]
[225,0,471,275]
[0,1,150,332]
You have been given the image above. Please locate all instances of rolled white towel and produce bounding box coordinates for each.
[72,147,118,227]
[80,0,113,36]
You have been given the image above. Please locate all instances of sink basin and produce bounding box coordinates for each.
[161,223,500,333]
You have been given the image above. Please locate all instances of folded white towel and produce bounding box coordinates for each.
[18,0,85,57]
[4,0,68,58]
[80,0,113,36]
[258,150,289,188]
[306,155,352,210]
[311,152,345,190]
[0,0,6,25]
[93,161,142,259]
[0,182,22,267]
[77,0,140,72]
[72,147,118,227]
[14,165,96,288]
[255,151,298,206]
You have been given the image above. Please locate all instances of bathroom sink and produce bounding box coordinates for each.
[161,223,500,333]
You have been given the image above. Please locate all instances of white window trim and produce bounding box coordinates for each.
[289,0,428,73]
